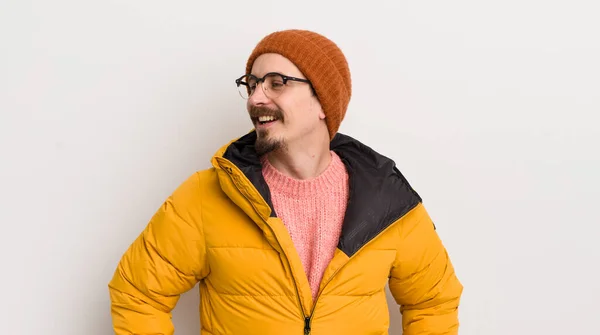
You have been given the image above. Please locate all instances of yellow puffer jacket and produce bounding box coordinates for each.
[108,131,463,335]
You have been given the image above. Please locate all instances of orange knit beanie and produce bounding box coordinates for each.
[245,29,352,140]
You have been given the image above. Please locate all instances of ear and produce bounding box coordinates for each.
[319,109,326,119]
[311,96,326,119]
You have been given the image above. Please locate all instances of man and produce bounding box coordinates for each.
[109,29,463,335]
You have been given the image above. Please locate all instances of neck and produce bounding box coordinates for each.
[265,131,332,180]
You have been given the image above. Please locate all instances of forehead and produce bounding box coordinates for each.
[250,53,305,78]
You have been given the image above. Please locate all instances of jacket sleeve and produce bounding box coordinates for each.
[388,203,463,335]
[108,172,209,335]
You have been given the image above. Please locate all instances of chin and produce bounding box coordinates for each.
[255,133,285,156]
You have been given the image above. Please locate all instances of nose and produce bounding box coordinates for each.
[248,82,270,105]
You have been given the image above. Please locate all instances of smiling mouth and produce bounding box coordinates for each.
[255,115,279,125]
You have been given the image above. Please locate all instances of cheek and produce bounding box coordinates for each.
[279,95,321,127]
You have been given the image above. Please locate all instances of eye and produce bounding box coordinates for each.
[270,81,284,89]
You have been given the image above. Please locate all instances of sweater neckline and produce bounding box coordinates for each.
[260,151,348,198]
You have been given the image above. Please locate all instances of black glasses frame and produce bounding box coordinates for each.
[235,72,311,89]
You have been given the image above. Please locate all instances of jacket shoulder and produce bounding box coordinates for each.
[167,168,219,207]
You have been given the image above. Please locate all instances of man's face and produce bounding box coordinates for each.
[247,53,325,156]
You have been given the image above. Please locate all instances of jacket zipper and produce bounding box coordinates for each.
[304,316,312,334]
[264,221,310,334]
[261,219,311,334]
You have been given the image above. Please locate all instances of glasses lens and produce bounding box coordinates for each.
[237,82,249,99]
[237,75,255,99]
[263,73,285,99]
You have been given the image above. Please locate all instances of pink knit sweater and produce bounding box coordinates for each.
[261,151,349,300]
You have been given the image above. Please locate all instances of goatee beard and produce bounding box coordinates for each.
[249,105,285,156]
[255,129,285,156]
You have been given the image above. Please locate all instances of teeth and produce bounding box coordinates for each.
[258,116,276,122]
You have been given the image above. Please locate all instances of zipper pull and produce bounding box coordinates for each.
[304,317,311,335]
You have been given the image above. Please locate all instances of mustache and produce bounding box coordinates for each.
[248,105,284,120]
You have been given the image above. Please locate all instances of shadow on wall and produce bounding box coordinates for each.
[170,284,403,334]
[386,285,403,334]
[172,284,201,333]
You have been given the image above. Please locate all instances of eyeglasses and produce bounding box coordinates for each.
[235,72,311,100]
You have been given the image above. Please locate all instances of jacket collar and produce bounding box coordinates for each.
[211,130,422,257]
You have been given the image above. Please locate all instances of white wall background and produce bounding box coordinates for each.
[1,0,599,334]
